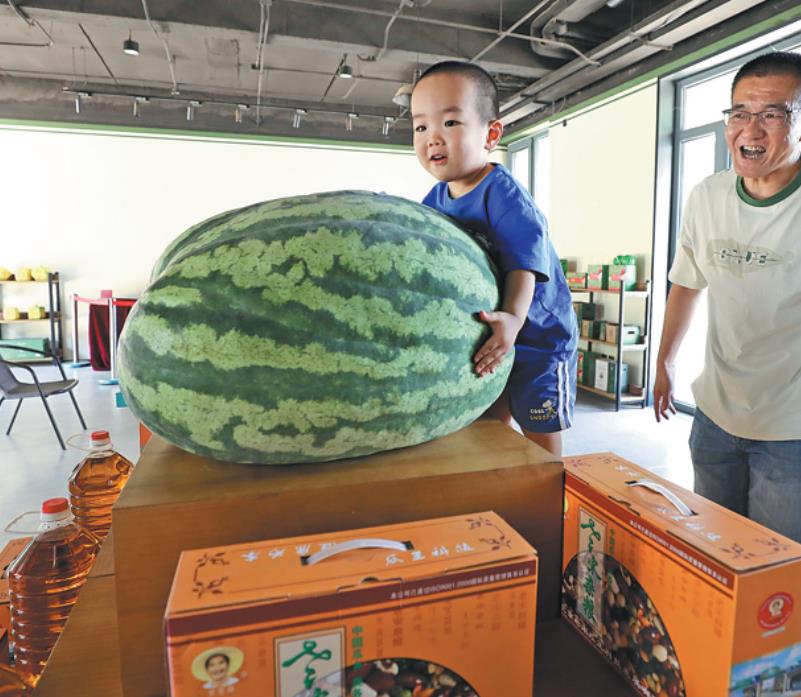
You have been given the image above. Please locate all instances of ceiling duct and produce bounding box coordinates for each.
[530,0,609,58]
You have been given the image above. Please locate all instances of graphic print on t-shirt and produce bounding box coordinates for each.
[705,239,794,277]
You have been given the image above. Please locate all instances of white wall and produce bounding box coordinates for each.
[547,83,657,279]
[0,127,436,358]
[545,83,658,386]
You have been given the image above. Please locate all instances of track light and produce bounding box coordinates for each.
[74,91,91,114]
[345,111,359,131]
[382,115,395,137]
[132,96,148,117]
[292,108,307,129]
[186,100,201,121]
[338,64,354,79]
[123,31,139,56]
[392,83,413,108]
[235,104,250,124]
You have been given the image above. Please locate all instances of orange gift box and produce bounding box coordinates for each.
[562,453,801,697]
[165,511,537,697]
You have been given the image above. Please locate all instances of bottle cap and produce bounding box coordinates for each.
[41,497,72,523]
[91,430,110,441]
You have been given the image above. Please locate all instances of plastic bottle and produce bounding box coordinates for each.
[68,429,134,541]
[7,498,98,688]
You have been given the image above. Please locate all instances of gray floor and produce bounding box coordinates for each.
[0,363,694,550]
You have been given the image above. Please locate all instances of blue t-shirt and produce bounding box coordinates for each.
[423,164,577,361]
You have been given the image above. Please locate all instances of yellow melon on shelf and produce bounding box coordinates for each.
[14,268,32,282]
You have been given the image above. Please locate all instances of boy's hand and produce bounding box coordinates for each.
[474,310,524,376]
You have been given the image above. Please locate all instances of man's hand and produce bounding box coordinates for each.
[653,362,678,422]
[474,310,523,376]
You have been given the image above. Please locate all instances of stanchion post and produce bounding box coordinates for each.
[109,297,119,382]
[72,293,80,363]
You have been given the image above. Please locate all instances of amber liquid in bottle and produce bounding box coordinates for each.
[68,431,134,541]
[8,500,97,688]
[0,664,28,695]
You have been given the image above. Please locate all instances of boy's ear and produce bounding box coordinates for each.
[485,119,504,151]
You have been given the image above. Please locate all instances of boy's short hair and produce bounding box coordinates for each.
[732,51,801,99]
[416,60,499,122]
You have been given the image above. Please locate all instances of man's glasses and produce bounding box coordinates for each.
[722,108,799,129]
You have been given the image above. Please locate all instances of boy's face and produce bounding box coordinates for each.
[411,73,502,194]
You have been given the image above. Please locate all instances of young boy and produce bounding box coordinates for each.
[410,60,577,456]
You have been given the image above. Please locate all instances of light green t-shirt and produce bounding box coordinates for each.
[669,167,801,440]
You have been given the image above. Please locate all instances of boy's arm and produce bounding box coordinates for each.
[474,269,535,376]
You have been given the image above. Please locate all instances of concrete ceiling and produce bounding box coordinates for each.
[0,0,785,144]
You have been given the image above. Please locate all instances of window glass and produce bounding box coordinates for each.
[682,69,736,130]
[509,146,530,191]
[533,135,550,221]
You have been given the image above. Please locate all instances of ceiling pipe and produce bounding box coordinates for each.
[5,0,54,46]
[501,0,722,121]
[531,0,609,59]
[140,0,179,94]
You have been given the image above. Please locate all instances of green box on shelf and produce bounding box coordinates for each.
[566,272,587,289]
[560,258,569,274]
[594,359,630,393]
[596,321,607,342]
[608,264,637,292]
[0,337,50,361]
[583,351,600,386]
[575,302,602,320]
[587,264,609,290]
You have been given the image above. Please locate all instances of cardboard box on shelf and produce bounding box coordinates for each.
[562,453,801,697]
[165,512,537,697]
[587,265,609,291]
[581,319,601,340]
[112,421,564,697]
[575,302,603,320]
[567,272,588,289]
[605,323,642,345]
[593,359,629,393]
[608,264,637,292]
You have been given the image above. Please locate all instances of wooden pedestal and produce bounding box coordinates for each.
[112,420,564,697]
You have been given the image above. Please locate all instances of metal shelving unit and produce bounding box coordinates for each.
[0,272,63,361]
[571,281,651,411]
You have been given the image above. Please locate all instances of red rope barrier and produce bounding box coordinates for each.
[73,295,137,307]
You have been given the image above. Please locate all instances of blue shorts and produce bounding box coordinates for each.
[507,350,576,434]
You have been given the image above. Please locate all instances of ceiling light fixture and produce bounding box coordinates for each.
[606,0,626,6]
[338,64,354,79]
[132,96,148,117]
[292,108,307,129]
[74,91,91,114]
[392,82,413,108]
[123,30,139,56]
[345,111,359,131]
[186,100,201,121]
[235,103,250,124]
[382,115,395,137]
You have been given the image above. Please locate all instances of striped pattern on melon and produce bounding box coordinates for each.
[119,190,511,464]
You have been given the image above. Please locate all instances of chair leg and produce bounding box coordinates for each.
[6,400,22,435]
[0,397,4,409]
[68,391,87,430]
[40,396,66,450]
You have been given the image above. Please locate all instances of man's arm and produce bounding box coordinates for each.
[653,283,703,421]
[474,269,535,376]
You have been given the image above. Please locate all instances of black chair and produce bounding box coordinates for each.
[0,345,87,449]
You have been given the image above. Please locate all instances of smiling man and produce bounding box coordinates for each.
[654,51,801,542]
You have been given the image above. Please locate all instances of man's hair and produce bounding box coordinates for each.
[732,51,801,99]
[416,61,499,122]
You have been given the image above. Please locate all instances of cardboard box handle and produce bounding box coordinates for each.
[305,538,410,566]
[627,480,694,517]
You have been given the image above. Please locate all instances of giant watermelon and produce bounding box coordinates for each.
[118,190,512,464]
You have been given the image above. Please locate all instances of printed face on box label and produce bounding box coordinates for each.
[191,646,245,693]
[759,592,794,630]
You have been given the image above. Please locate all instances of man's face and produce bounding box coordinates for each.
[725,73,801,182]
[411,73,499,186]
[206,655,229,682]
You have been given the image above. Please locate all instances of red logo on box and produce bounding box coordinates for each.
[758,593,793,630]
